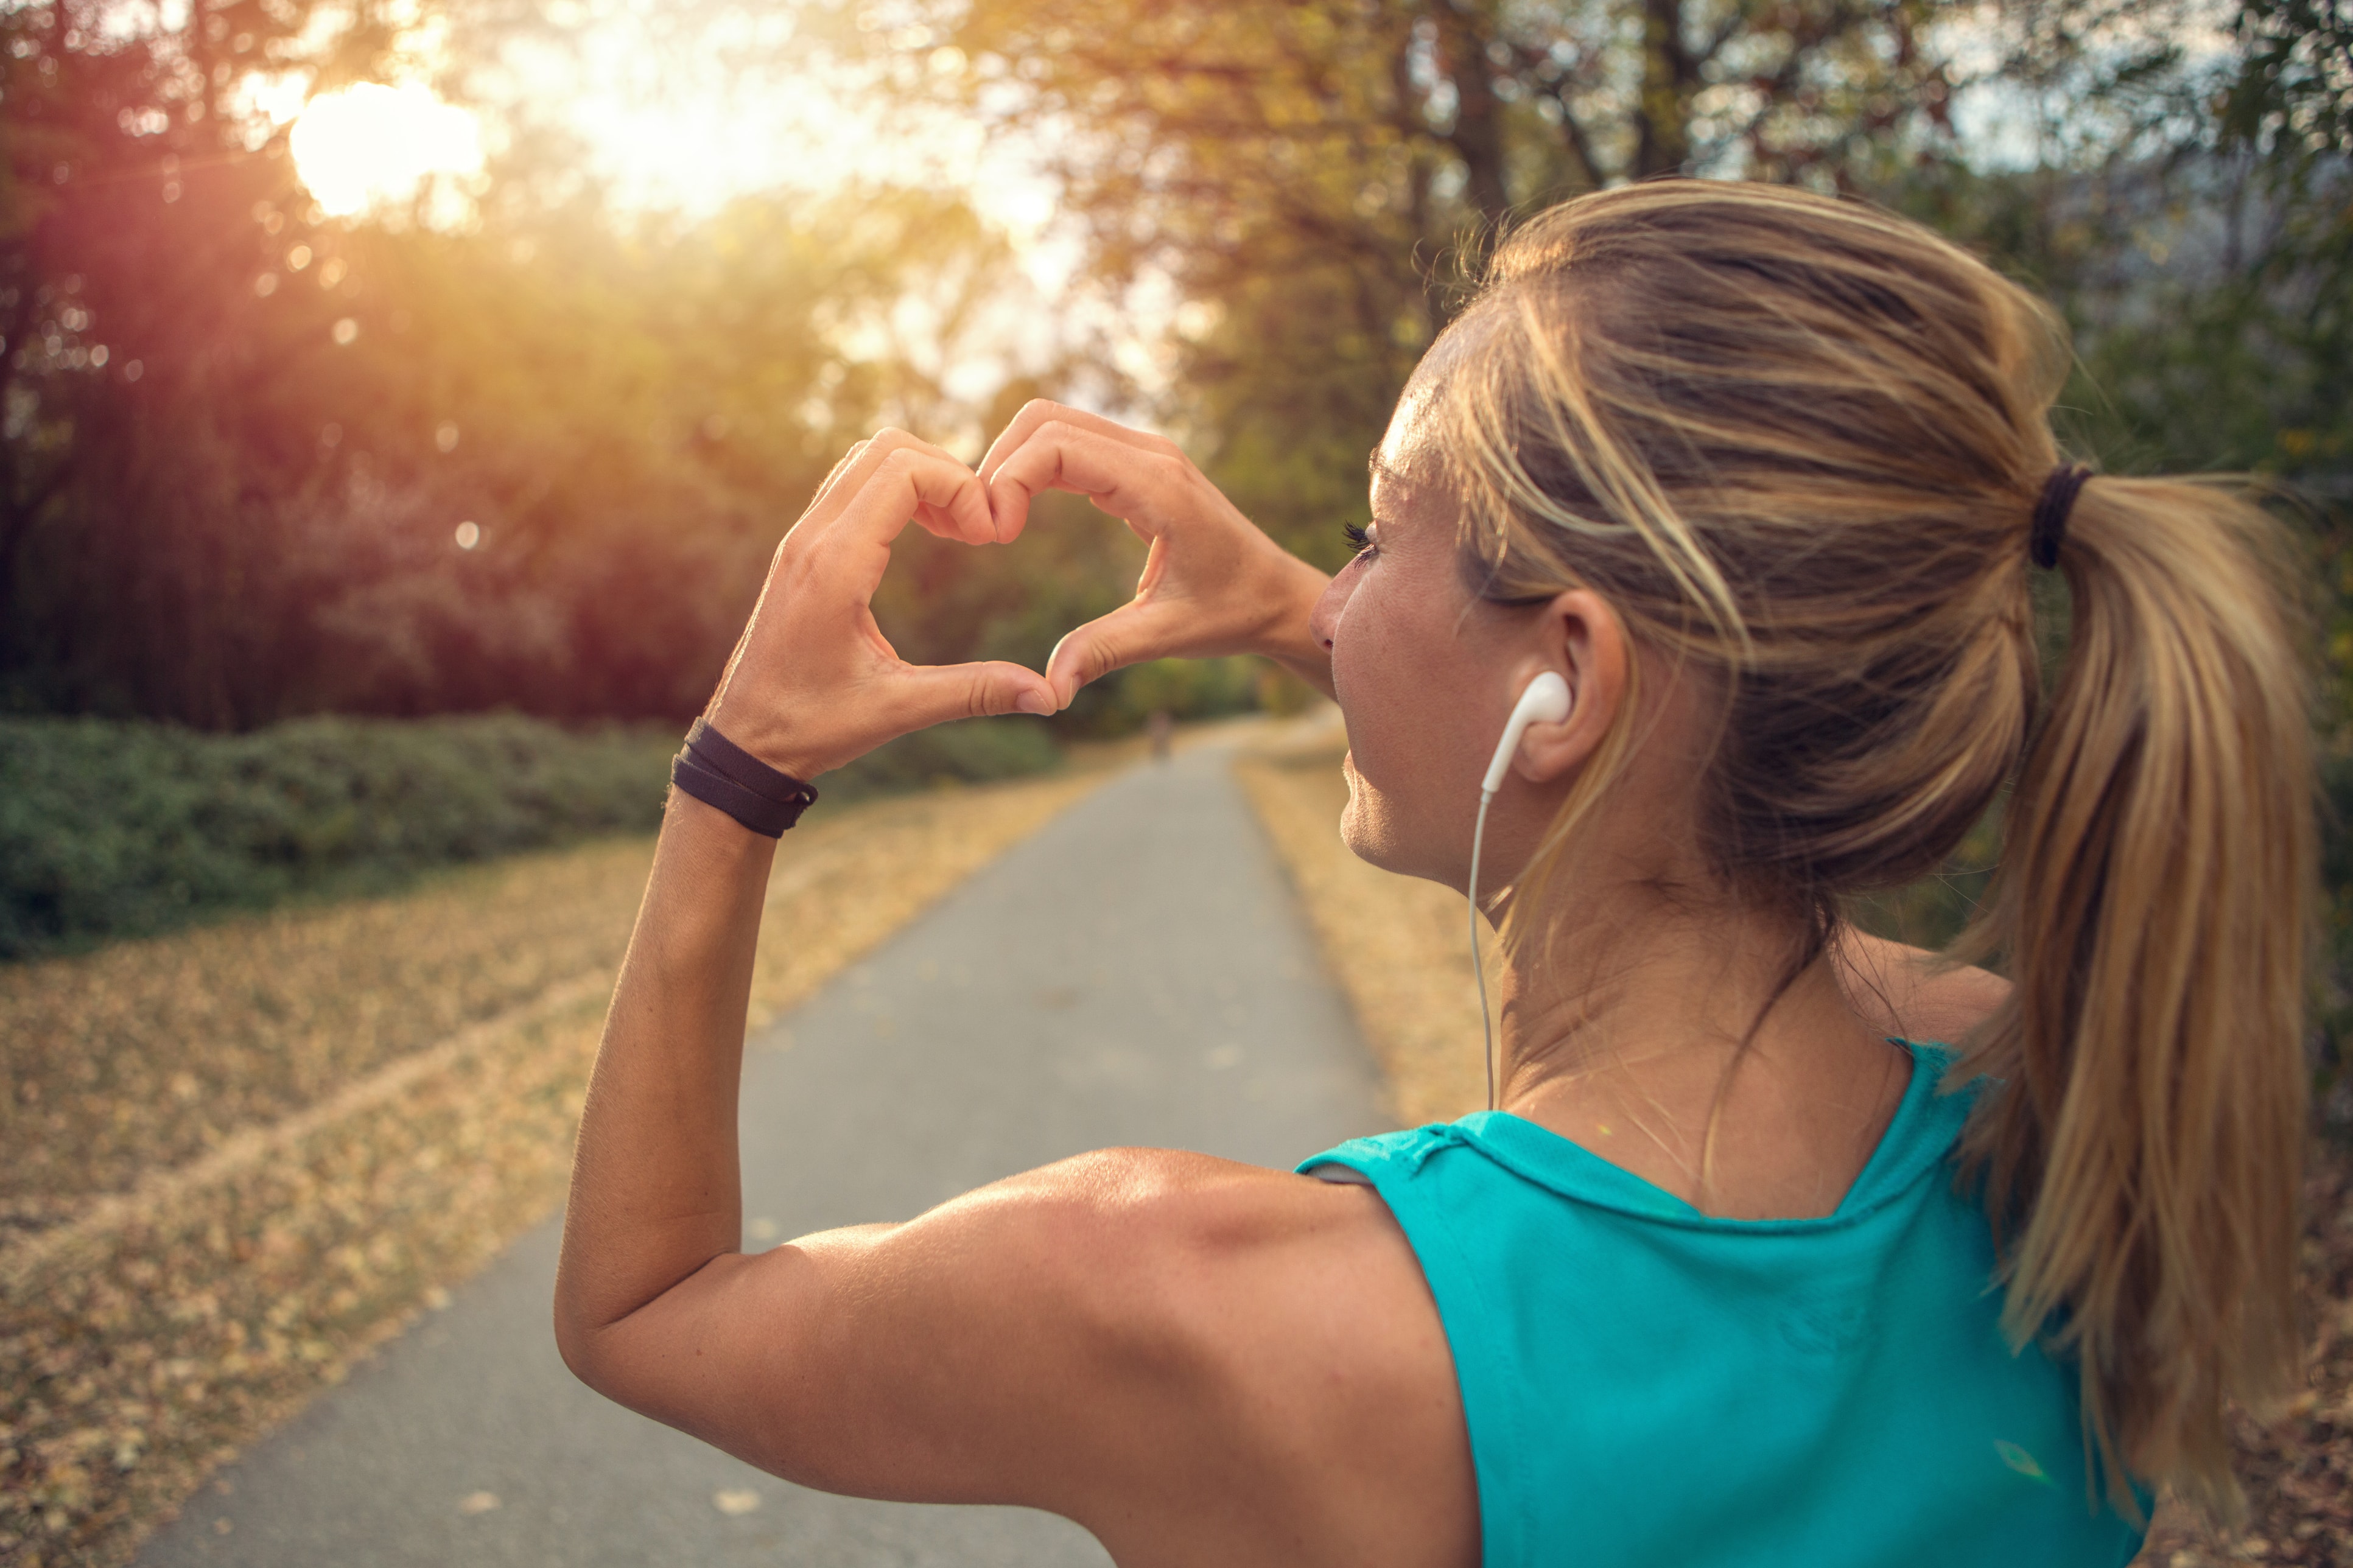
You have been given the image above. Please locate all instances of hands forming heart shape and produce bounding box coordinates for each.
[706,401,1337,780]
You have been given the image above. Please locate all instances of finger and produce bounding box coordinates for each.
[885,659,1059,727]
[1043,598,1193,707]
[771,439,872,558]
[807,430,994,545]
[913,498,975,544]
[977,400,1081,484]
[893,433,996,545]
[986,421,1187,545]
[979,404,1184,542]
[819,447,996,599]
[808,440,871,510]
[978,401,1177,482]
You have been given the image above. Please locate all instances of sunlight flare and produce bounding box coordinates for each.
[290,83,484,220]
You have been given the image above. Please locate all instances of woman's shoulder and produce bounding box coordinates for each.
[1006,1146,1480,1567]
[1047,1146,1463,1401]
[1834,930,2009,1048]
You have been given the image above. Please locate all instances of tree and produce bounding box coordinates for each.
[0,0,1066,727]
[0,0,444,721]
[816,0,2010,556]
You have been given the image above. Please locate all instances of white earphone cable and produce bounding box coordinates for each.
[1470,786,1496,1112]
[1470,670,1566,1118]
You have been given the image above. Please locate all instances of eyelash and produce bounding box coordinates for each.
[1342,520,1374,556]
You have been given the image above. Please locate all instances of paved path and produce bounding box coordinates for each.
[138,739,1390,1568]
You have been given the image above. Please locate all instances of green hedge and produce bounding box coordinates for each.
[0,713,1060,959]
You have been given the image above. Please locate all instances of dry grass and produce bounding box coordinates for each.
[0,768,1106,1568]
[1232,718,2350,1566]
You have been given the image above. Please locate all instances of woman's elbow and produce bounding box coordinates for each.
[552,1297,619,1395]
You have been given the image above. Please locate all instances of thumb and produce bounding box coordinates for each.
[888,660,1060,729]
[1046,601,1178,707]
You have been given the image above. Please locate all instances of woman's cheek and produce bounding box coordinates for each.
[1335,594,1455,803]
[1334,670,1425,871]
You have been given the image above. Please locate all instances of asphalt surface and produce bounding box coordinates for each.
[136,738,1391,1568]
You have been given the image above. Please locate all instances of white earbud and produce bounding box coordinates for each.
[1469,670,1573,1111]
[1480,670,1573,798]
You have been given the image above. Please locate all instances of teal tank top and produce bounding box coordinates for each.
[1297,1042,2146,1566]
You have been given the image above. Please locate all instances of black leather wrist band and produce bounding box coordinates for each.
[670,718,819,838]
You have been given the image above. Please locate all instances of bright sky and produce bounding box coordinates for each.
[277,5,1115,391]
[278,12,1117,416]
[289,81,486,220]
[284,7,1057,237]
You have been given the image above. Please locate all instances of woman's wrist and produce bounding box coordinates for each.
[705,689,831,783]
[672,717,822,838]
[664,783,785,872]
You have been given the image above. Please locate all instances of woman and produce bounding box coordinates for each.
[552,181,2313,1564]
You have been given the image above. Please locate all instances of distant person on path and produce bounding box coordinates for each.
[553,182,2313,1564]
[1147,708,1174,761]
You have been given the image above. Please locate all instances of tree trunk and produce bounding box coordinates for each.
[1633,0,1695,178]
[1439,1,1511,225]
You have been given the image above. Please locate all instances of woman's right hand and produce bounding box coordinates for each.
[978,401,1334,709]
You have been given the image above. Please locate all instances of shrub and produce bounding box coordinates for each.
[0,713,1059,958]
[1058,656,1268,738]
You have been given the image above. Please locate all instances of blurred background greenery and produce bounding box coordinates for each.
[0,0,2346,1049]
[0,713,1065,956]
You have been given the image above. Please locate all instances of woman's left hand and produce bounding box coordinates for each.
[706,430,1057,779]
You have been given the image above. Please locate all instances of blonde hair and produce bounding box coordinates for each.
[1429,180,2315,1521]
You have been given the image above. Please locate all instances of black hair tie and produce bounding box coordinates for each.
[670,716,819,838]
[2030,463,2093,570]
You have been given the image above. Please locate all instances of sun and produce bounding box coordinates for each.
[290,82,485,220]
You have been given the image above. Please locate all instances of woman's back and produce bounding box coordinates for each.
[1306,1043,2144,1566]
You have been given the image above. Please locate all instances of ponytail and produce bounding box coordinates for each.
[1954,475,2316,1520]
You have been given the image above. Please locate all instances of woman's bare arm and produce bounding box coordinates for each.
[549,427,1472,1566]
[551,791,770,1378]
[552,429,1051,1374]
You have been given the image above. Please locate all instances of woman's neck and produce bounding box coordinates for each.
[1488,883,1912,1220]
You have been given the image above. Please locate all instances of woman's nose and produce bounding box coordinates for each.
[1308,561,1357,651]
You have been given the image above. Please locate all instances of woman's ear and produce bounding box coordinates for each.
[1513,589,1627,783]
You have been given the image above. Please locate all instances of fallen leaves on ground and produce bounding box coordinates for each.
[1235,727,2353,1564]
[1,838,660,1215]
[2138,1149,2353,1565]
[0,768,1106,1568]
